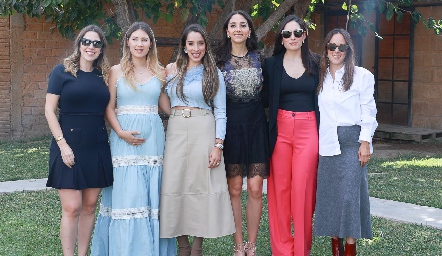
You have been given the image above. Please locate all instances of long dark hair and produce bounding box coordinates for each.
[215,10,259,67]
[172,24,219,108]
[273,15,318,76]
[317,28,356,93]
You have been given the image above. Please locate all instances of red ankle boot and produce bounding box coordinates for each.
[332,238,344,256]
[344,242,356,256]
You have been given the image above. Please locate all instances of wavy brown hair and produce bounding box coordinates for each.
[121,21,164,90]
[317,28,356,93]
[172,24,219,108]
[63,25,110,82]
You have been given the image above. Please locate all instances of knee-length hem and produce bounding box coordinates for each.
[45,65,113,190]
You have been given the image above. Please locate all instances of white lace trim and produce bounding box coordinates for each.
[112,155,163,167]
[99,205,159,220]
[98,205,112,217]
[117,105,158,115]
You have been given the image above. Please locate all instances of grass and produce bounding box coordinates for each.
[0,137,50,182]
[1,136,441,208]
[1,138,442,255]
[368,156,442,208]
[0,191,441,256]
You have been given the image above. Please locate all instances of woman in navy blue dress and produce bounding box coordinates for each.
[44,25,113,256]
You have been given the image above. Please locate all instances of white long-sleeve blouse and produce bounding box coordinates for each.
[318,65,378,156]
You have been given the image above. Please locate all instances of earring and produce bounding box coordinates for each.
[184,48,187,53]
[302,39,305,44]
[248,34,251,38]
[281,41,284,45]
[227,34,230,38]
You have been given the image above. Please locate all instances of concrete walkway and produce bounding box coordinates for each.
[1,178,441,230]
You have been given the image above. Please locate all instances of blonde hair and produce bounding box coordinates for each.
[121,21,164,90]
[63,25,110,83]
[172,24,219,108]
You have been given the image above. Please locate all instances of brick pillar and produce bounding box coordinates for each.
[0,16,11,139]
[10,14,24,138]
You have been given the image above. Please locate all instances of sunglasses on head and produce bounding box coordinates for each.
[80,38,103,48]
[327,43,348,52]
[281,29,304,39]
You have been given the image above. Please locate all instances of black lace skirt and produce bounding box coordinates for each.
[223,100,269,178]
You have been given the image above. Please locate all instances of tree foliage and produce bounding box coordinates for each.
[1,0,441,42]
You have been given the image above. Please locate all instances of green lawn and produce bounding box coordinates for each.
[0,137,50,182]
[0,191,441,256]
[1,137,442,255]
[368,156,442,208]
[1,137,441,208]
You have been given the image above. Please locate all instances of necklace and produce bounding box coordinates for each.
[136,67,148,75]
[232,51,248,58]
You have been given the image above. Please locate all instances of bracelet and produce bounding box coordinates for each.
[55,136,65,142]
[214,142,224,150]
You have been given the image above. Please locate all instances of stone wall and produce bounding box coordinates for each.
[412,6,442,129]
[2,5,442,140]
[0,16,11,138]
[0,5,223,140]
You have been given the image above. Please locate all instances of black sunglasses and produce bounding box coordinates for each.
[80,38,103,48]
[281,29,304,39]
[327,43,349,52]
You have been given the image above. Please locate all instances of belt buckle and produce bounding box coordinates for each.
[182,109,191,118]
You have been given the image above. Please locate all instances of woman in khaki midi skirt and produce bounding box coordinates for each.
[160,24,235,256]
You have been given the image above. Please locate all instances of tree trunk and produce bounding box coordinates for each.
[294,0,312,19]
[168,14,199,63]
[111,0,136,36]
[255,0,297,41]
[236,0,254,13]
[208,0,235,40]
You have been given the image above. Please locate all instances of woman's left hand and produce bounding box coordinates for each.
[358,141,371,166]
[208,147,222,168]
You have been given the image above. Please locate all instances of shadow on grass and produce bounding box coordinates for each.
[368,155,442,209]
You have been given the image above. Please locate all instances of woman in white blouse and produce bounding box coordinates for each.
[313,28,377,256]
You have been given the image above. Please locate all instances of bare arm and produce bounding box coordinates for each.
[105,65,146,146]
[45,93,75,168]
[157,68,171,115]
[158,92,171,115]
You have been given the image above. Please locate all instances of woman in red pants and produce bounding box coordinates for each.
[262,15,319,256]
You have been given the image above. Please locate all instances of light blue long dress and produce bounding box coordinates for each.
[91,75,176,256]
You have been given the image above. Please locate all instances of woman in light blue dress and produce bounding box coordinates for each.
[91,21,176,256]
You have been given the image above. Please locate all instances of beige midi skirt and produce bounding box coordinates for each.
[160,110,235,238]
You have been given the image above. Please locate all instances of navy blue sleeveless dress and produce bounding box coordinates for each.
[46,64,113,189]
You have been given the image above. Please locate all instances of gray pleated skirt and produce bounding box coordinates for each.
[313,125,373,239]
[159,110,235,238]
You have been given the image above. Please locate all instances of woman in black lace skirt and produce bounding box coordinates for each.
[215,10,269,256]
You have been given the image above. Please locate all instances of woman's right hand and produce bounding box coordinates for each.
[58,141,75,168]
[117,130,146,146]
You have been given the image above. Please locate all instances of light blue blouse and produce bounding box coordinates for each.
[165,64,227,140]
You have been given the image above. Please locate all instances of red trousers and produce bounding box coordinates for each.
[268,110,318,256]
